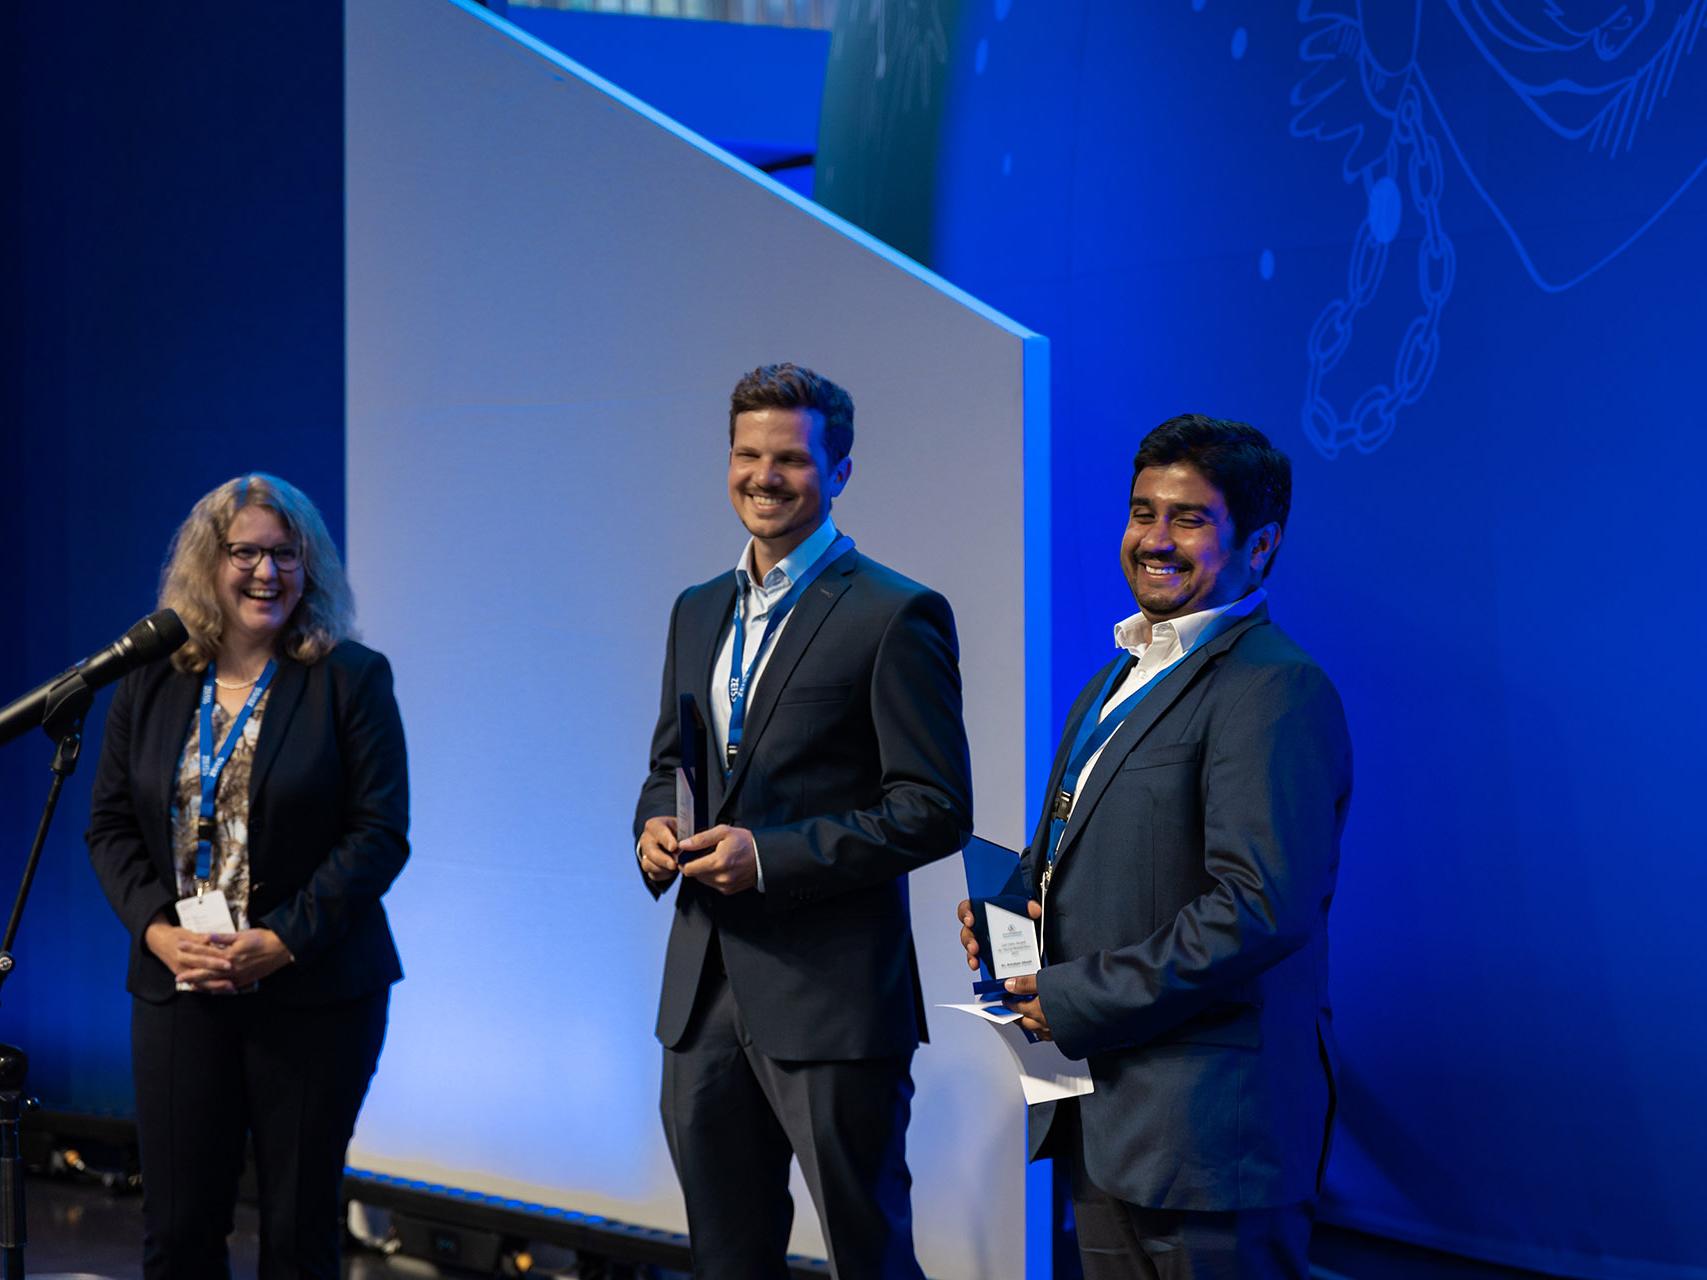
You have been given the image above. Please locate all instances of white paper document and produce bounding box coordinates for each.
[941,1003,1095,1105]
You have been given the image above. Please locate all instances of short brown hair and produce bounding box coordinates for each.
[728,363,855,467]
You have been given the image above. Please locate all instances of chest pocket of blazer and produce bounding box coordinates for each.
[775,682,853,706]
[1121,740,1204,771]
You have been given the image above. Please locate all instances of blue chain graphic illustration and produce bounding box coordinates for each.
[1289,0,1707,459]
[1300,81,1455,459]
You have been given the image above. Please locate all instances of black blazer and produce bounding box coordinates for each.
[1025,606,1352,1211]
[87,640,410,1005]
[635,548,973,1061]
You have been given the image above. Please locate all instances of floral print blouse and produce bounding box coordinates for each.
[169,689,271,931]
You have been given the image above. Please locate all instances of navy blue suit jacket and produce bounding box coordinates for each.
[635,547,973,1061]
[1026,604,1351,1211]
[87,641,410,1005]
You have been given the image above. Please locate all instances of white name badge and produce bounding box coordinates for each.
[176,888,237,936]
[985,901,1041,979]
[674,767,697,838]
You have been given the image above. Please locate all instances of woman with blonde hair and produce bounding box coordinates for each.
[87,472,409,1278]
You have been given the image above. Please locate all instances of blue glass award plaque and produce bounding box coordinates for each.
[960,835,1040,1001]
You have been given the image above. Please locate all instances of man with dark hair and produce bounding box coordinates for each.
[728,362,855,467]
[637,363,972,1279]
[960,414,1351,1278]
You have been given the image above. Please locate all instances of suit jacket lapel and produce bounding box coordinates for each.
[1025,653,1127,885]
[1052,609,1268,867]
[691,575,738,726]
[249,657,306,801]
[687,575,737,815]
[144,672,201,852]
[719,550,856,805]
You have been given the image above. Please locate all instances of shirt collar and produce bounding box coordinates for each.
[736,515,841,595]
[1112,587,1267,658]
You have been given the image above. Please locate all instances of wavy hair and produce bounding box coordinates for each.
[159,473,356,673]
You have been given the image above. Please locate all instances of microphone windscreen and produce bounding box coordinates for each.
[125,609,189,663]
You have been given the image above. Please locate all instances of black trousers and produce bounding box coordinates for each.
[1063,1101,1315,1280]
[131,987,389,1280]
[660,966,924,1280]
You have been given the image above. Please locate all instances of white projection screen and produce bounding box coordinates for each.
[344,1,1047,1276]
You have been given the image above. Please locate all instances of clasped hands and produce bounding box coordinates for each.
[956,896,1052,1040]
[144,915,293,993]
[639,816,758,895]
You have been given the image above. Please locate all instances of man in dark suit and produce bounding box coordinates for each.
[961,415,1351,1279]
[635,363,973,1280]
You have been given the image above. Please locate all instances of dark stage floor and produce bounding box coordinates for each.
[17,1173,1557,1279]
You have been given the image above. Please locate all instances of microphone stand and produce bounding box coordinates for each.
[0,672,96,1280]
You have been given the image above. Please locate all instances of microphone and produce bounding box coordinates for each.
[0,609,189,747]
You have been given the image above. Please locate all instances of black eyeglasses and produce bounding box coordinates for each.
[224,542,302,571]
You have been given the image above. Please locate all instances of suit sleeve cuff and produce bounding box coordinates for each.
[1035,962,1095,1062]
[127,889,178,945]
[258,907,310,963]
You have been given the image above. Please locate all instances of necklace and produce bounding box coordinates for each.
[213,675,261,691]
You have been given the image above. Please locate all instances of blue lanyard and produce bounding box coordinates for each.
[1044,613,1239,868]
[196,660,277,883]
[725,534,854,772]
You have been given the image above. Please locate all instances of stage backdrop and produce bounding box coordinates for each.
[0,1,345,1119]
[816,2,1707,1278]
[343,2,1048,1277]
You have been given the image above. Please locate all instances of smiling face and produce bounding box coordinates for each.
[727,405,851,572]
[216,505,304,654]
[1121,462,1277,621]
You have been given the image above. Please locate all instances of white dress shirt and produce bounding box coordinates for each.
[710,515,843,766]
[707,516,844,891]
[1066,588,1267,819]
